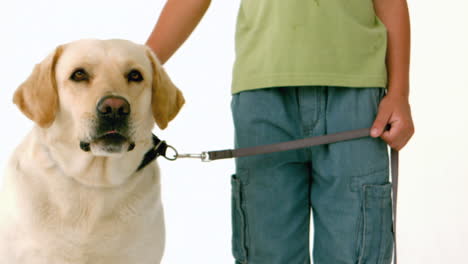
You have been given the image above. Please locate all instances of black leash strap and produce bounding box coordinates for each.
[391,147,399,264]
[139,125,399,263]
[208,127,370,160]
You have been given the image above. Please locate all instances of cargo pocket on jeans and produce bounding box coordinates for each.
[356,183,394,264]
[231,174,248,263]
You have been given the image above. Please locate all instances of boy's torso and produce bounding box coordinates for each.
[232,0,388,94]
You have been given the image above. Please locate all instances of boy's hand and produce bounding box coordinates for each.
[370,92,415,151]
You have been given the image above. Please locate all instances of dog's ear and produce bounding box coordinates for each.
[13,46,63,128]
[145,47,185,130]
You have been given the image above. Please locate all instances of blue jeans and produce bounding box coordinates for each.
[230,86,394,264]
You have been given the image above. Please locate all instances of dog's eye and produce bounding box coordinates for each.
[70,69,89,82]
[127,70,143,82]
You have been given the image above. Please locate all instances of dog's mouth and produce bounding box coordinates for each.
[80,130,135,156]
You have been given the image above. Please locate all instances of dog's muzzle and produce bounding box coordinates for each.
[80,95,135,154]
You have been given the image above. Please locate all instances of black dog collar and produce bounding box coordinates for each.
[136,134,170,172]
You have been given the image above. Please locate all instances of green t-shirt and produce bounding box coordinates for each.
[232,0,388,94]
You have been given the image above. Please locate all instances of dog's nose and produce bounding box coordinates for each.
[96,95,130,119]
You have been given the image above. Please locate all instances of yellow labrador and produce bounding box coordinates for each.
[0,39,184,263]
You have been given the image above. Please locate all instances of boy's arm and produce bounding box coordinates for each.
[146,0,211,64]
[371,0,415,151]
[375,0,411,98]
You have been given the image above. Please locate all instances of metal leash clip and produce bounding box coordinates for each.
[175,152,211,162]
[161,143,179,161]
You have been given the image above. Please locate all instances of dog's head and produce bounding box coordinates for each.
[14,39,184,156]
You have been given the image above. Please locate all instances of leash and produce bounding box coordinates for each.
[138,125,399,264]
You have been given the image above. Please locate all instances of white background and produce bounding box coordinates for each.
[0,0,467,263]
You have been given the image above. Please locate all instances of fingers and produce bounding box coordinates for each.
[381,121,401,150]
[370,95,415,150]
[371,105,392,138]
[381,120,415,151]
